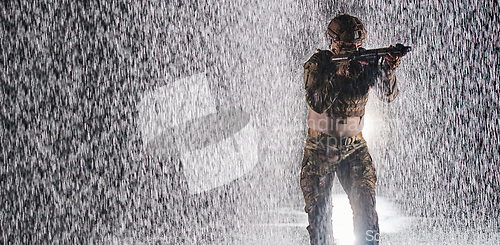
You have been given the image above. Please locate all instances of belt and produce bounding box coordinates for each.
[308,128,362,145]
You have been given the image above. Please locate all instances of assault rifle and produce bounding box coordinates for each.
[330,43,411,62]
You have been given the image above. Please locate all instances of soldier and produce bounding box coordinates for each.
[300,13,406,245]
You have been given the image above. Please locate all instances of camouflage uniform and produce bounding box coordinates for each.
[301,49,399,245]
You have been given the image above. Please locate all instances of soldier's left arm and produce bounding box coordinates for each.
[374,53,402,103]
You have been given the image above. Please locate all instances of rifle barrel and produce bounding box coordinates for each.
[330,44,411,62]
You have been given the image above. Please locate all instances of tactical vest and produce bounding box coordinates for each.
[327,91,369,117]
[304,49,381,117]
[326,61,375,117]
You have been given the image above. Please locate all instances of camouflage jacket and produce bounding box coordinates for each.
[304,49,399,117]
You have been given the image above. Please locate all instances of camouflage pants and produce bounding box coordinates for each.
[300,129,379,245]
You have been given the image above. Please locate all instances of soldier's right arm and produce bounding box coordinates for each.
[304,52,340,114]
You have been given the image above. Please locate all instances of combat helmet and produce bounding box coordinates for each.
[326,13,366,44]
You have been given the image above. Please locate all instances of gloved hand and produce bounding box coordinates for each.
[384,45,405,70]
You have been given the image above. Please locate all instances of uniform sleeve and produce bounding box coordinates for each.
[304,52,340,114]
[374,57,400,103]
